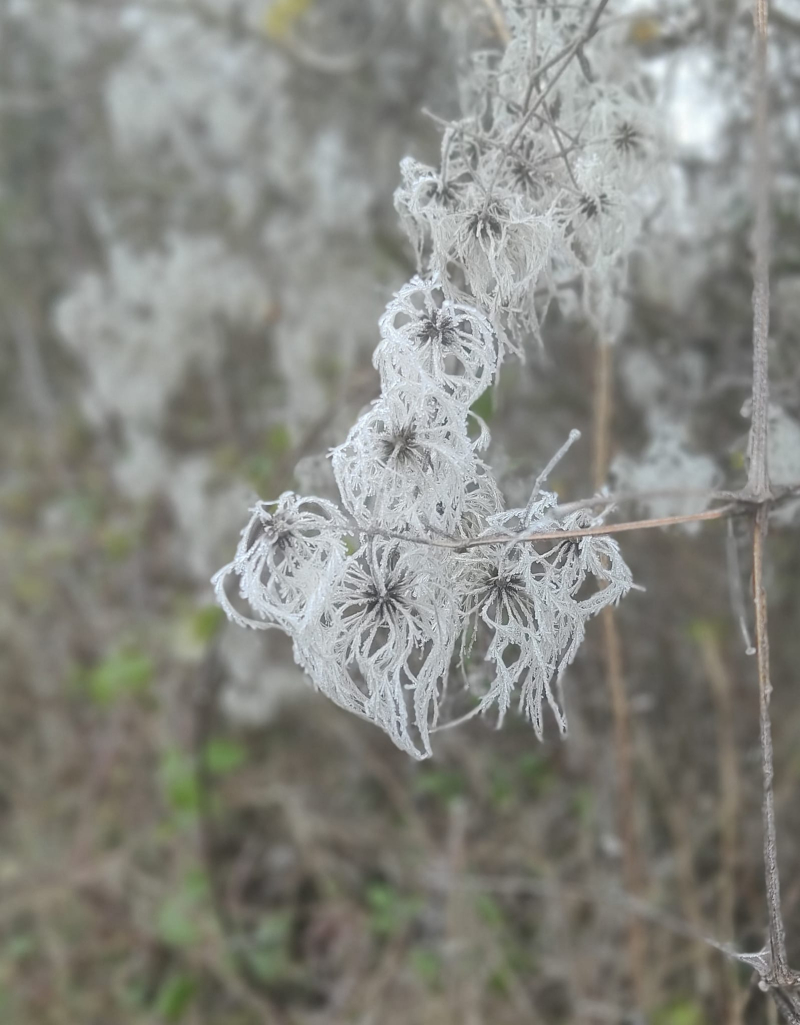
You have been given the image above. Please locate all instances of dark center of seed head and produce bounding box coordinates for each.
[417,311,456,347]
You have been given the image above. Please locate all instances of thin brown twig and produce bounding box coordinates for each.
[637,722,713,1000]
[697,628,745,1023]
[367,503,740,552]
[600,598,647,1005]
[483,0,611,207]
[193,645,290,1022]
[591,334,647,1011]
[481,0,511,44]
[521,0,611,111]
[556,484,781,516]
[593,340,614,494]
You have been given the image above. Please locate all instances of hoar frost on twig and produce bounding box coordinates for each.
[214,1,656,757]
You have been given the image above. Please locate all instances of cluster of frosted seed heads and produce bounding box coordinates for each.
[213,276,632,757]
[214,5,638,757]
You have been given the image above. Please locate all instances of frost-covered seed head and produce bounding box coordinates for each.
[613,121,642,154]
[579,192,611,220]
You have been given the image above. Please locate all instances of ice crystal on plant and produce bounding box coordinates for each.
[212,492,348,633]
[331,388,484,534]
[375,278,502,403]
[393,1,662,339]
[454,499,632,738]
[304,538,460,758]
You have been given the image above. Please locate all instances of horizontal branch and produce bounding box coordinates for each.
[364,504,739,552]
[554,482,800,516]
[360,482,800,554]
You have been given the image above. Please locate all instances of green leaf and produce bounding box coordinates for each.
[409,948,441,989]
[489,765,515,811]
[571,785,594,822]
[99,527,137,560]
[413,767,465,803]
[156,872,208,948]
[475,894,506,928]
[5,934,35,961]
[154,972,196,1021]
[517,752,554,796]
[157,896,198,948]
[265,424,292,456]
[488,966,513,995]
[190,605,226,643]
[246,912,294,983]
[653,999,707,1025]
[204,738,247,776]
[470,386,495,425]
[160,750,199,814]
[366,884,422,938]
[84,648,153,706]
[243,424,294,491]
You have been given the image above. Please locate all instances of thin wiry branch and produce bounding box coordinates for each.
[481,0,511,43]
[726,518,756,655]
[521,0,611,110]
[745,0,772,502]
[368,504,739,552]
[591,334,647,1010]
[484,0,611,204]
[555,481,800,516]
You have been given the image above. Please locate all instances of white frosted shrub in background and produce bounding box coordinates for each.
[54,234,268,433]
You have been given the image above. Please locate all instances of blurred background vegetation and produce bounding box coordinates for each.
[1,1,800,1023]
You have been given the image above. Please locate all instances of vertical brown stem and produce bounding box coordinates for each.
[592,338,647,1008]
[601,601,647,1002]
[753,505,789,979]
[745,0,796,998]
[592,339,613,493]
[746,0,771,500]
[698,629,745,1022]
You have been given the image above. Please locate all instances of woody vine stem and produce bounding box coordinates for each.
[745,0,800,1009]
